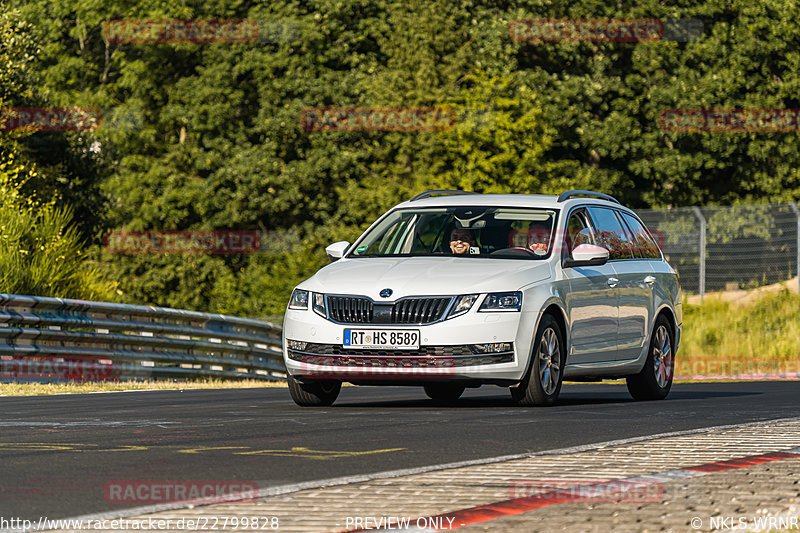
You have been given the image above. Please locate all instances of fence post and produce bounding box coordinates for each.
[790,202,800,295]
[691,206,706,302]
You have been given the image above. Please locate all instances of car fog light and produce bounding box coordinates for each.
[472,342,513,353]
[287,340,308,350]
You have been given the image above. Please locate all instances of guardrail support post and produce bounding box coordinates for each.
[790,202,800,295]
[691,206,706,302]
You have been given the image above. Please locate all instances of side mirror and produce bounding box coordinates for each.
[563,244,609,268]
[325,241,350,262]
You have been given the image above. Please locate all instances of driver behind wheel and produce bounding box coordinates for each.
[449,228,477,255]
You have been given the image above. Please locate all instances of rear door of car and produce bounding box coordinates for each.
[588,207,656,361]
[617,210,670,355]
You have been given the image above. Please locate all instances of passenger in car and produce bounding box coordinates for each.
[527,222,551,253]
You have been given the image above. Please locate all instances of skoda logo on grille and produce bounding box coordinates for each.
[379,288,393,298]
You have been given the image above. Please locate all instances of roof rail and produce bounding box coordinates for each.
[557,190,621,204]
[409,189,480,202]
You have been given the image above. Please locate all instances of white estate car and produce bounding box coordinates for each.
[283,190,682,407]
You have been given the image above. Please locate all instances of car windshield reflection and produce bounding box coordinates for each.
[349,207,558,259]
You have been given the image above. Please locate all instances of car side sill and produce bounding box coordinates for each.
[563,358,643,379]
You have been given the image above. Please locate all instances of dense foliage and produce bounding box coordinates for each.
[0,152,116,299]
[2,0,800,313]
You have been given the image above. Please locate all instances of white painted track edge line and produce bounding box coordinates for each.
[0,387,281,398]
[9,415,800,533]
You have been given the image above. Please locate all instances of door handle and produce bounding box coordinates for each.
[644,275,656,286]
[607,277,619,288]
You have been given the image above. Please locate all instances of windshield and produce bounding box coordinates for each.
[349,206,558,259]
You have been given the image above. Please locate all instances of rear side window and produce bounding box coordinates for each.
[586,207,635,260]
[618,211,661,259]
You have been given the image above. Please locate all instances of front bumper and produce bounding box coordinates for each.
[282,306,535,383]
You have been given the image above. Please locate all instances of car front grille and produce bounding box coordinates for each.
[391,298,451,324]
[326,296,452,325]
[327,296,374,323]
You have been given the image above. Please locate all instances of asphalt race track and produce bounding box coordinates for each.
[2,381,800,522]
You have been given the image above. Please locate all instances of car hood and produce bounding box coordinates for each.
[300,257,551,299]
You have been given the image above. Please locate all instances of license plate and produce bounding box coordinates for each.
[343,329,420,350]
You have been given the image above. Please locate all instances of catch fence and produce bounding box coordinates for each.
[636,203,800,299]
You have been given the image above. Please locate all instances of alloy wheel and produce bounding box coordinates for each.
[537,327,560,395]
[652,325,673,388]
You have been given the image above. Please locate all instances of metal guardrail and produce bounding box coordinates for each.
[0,294,285,382]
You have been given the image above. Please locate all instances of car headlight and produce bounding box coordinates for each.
[447,294,479,319]
[288,289,309,310]
[479,291,522,312]
[312,293,326,317]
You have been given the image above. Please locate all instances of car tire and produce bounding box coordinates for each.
[423,384,465,402]
[511,313,564,407]
[626,315,675,401]
[287,373,341,406]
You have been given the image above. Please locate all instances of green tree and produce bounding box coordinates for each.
[431,72,555,194]
[0,152,116,299]
[0,4,107,239]
[9,0,800,315]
